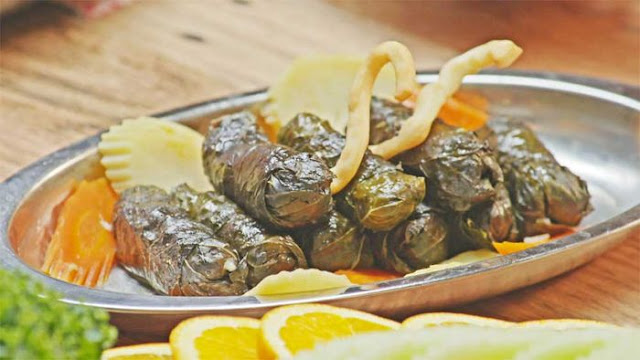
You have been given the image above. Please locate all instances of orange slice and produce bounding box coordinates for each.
[169,316,261,360]
[259,304,399,359]
[402,312,514,329]
[100,343,172,360]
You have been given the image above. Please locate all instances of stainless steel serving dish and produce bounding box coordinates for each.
[1,71,639,340]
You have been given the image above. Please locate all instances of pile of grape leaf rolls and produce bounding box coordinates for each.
[114,100,591,296]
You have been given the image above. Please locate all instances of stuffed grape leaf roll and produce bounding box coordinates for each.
[290,210,373,271]
[370,203,449,274]
[369,97,412,146]
[172,184,307,287]
[113,185,248,296]
[278,113,425,231]
[369,97,503,213]
[456,183,518,250]
[394,119,502,213]
[488,118,592,236]
[203,112,332,230]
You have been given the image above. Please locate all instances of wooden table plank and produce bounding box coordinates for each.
[1,0,638,339]
[1,0,454,180]
[456,237,640,326]
[331,0,640,83]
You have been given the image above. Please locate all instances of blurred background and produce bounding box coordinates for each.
[0,0,638,178]
[0,0,638,328]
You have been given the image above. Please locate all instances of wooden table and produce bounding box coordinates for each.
[1,0,638,334]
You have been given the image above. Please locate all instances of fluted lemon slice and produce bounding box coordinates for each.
[98,117,212,193]
[405,249,499,277]
[261,55,397,135]
[244,269,353,298]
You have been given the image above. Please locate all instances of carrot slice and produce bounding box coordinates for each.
[493,229,579,255]
[438,97,489,131]
[42,178,118,287]
[403,90,488,131]
[452,91,489,111]
[492,237,551,256]
[256,112,279,142]
[335,269,401,285]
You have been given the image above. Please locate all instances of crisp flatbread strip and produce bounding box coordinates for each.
[370,40,523,160]
[331,41,417,193]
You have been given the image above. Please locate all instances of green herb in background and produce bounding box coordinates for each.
[0,269,117,360]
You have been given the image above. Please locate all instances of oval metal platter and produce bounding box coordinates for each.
[1,71,639,340]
